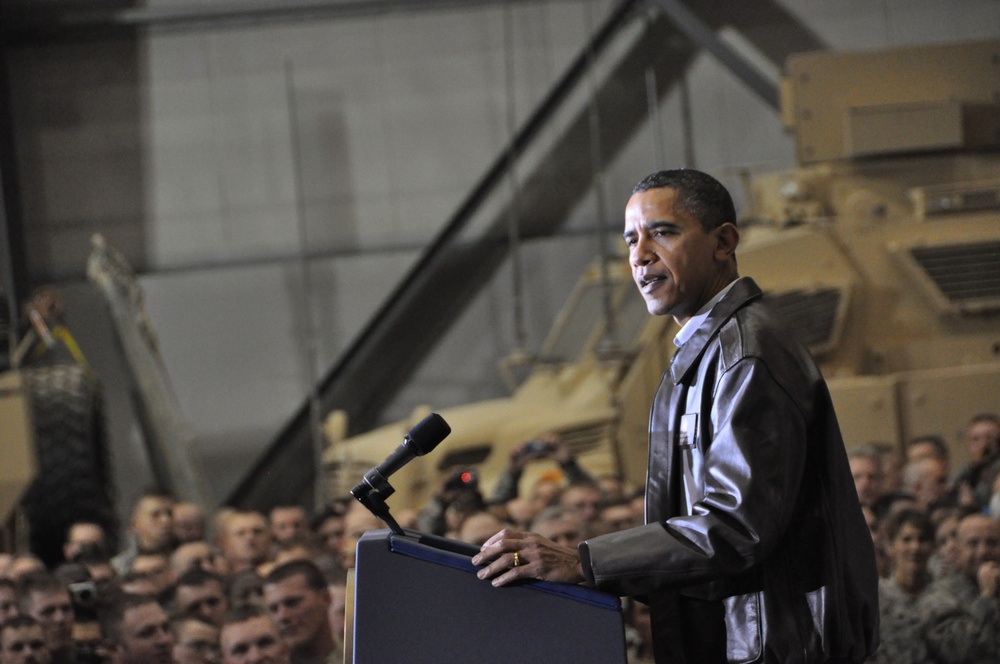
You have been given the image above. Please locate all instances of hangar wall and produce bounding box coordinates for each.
[4,0,998,509]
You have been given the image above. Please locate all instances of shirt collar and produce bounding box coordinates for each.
[673,279,739,348]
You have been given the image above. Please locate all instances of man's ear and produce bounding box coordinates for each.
[713,223,739,261]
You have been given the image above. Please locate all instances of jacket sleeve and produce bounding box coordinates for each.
[919,586,1000,664]
[581,354,809,596]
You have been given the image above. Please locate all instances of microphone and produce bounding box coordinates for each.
[352,413,451,500]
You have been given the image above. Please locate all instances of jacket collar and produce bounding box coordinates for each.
[669,276,763,384]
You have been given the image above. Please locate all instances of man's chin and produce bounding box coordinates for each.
[643,299,675,318]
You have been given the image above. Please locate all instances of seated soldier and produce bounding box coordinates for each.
[111,489,177,576]
[165,569,229,629]
[170,612,220,664]
[100,593,173,664]
[0,615,50,664]
[220,605,290,664]
[16,573,74,664]
[263,560,342,664]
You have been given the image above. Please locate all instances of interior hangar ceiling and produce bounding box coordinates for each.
[1,0,543,40]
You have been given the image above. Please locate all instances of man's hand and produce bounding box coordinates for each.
[472,529,588,588]
[978,561,1000,598]
[507,433,567,471]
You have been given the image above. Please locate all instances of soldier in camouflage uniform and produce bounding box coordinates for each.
[918,512,1000,664]
[869,509,935,664]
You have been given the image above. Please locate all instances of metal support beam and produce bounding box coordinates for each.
[653,0,781,110]
[2,0,538,42]
[0,61,26,352]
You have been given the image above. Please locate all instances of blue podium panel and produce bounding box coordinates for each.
[353,529,627,664]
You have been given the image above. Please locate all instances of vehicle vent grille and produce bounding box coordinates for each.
[554,420,614,456]
[436,445,492,472]
[764,287,843,353]
[910,241,1000,313]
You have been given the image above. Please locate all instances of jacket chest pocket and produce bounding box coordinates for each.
[679,412,703,514]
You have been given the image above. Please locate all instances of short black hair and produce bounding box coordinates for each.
[882,507,933,544]
[175,568,223,590]
[222,603,269,627]
[264,560,327,592]
[17,572,67,612]
[968,412,1000,428]
[631,169,736,232]
[0,614,42,637]
[907,435,950,461]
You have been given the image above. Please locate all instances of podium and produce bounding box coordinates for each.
[351,529,627,664]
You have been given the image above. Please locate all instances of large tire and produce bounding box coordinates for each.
[21,363,116,567]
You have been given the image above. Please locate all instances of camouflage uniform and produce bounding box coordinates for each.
[918,571,1000,664]
[869,578,932,664]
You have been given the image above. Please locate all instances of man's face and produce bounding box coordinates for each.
[954,515,1000,580]
[966,420,1000,466]
[600,504,638,532]
[849,456,883,506]
[120,602,173,664]
[327,584,346,647]
[176,582,229,628]
[221,616,289,664]
[560,486,603,524]
[63,523,105,561]
[0,625,50,664]
[71,621,102,664]
[935,516,961,570]
[339,508,383,569]
[24,590,73,653]
[623,187,733,323]
[269,508,308,545]
[171,542,228,578]
[906,440,938,465]
[132,496,175,552]
[915,459,950,508]
[886,522,932,572]
[0,587,19,622]
[173,503,206,544]
[534,516,583,548]
[315,517,344,557]
[130,554,171,595]
[458,513,505,548]
[221,514,270,569]
[172,618,220,664]
[263,575,331,655]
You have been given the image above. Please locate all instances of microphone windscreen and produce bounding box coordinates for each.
[407,413,451,456]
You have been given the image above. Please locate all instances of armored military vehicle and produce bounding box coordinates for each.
[324,38,1000,509]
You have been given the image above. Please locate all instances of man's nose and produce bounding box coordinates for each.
[630,238,654,266]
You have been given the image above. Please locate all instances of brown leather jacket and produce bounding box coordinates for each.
[580,278,879,664]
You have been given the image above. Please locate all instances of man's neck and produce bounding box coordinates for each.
[673,277,740,348]
[292,630,337,663]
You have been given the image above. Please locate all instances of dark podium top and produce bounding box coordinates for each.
[352,529,627,664]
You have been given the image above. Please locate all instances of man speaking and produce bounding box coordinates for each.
[473,169,879,664]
